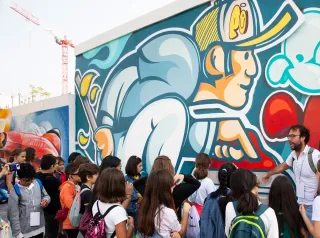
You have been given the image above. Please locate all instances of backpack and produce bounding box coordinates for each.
[69,187,90,227]
[187,205,200,238]
[13,178,43,202]
[200,196,225,238]
[228,201,268,238]
[85,201,118,238]
[293,147,317,174]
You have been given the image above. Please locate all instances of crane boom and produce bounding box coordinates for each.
[6,0,74,95]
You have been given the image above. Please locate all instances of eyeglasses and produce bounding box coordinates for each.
[287,134,300,139]
[71,173,79,176]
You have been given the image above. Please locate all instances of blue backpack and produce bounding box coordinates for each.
[228,201,268,238]
[13,178,43,202]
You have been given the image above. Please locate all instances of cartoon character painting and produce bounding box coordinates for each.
[76,0,307,190]
[0,107,69,169]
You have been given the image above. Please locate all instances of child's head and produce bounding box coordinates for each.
[78,163,99,184]
[17,163,36,187]
[100,155,121,173]
[40,154,58,173]
[218,163,237,189]
[125,156,142,177]
[150,156,174,177]
[269,175,305,237]
[139,170,174,236]
[74,155,89,167]
[25,147,36,163]
[68,152,81,164]
[65,163,81,184]
[10,149,26,163]
[194,153,211,180]
[57,157,65,172]
[96,168,125,203]
[230,168,259,214]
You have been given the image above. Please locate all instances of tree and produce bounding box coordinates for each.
[29,85,51,101]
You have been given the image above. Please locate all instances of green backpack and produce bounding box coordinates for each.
[228,201,268,238]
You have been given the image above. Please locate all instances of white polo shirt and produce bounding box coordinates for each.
[286,145,320,205]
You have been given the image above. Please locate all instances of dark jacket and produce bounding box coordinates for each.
[36,172,61,215]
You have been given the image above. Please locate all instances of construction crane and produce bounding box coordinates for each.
[6,0,74,95]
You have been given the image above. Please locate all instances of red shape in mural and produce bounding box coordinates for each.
[262,93,303,139]
[303,96,320,150]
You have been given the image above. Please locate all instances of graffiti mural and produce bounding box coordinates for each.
[0,106,69,169]
[75,0,320,191]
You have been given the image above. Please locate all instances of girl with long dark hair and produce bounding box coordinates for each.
[299,160,320,237]
[134,156,200,219]
[225,168,279,238]
[188,153,216,216]
[269,175,307,237]
[138,170,191,237]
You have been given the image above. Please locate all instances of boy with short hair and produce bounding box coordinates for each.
[36,154,61,238]
[78,163,99,214]
[59,163,81,238]
[8,163,51,238]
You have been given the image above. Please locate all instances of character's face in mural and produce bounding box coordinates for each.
[287,128,305,151]
[16,151,26,163]
[201,45,257,107]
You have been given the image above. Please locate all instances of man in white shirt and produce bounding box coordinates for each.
[263,125,320,223]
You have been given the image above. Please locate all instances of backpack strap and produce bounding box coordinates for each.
[97,201,119,238]
[35,178,43,191]
[80,187,90,195]
[308,148,317,174]
[232,201,240,216]
[255,204,268,217]
[13,183,21,201]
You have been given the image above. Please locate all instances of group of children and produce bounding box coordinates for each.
[1,148,320,238]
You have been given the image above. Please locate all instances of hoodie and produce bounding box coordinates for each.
[59,181,78,229]
[36,172,61,215]
[8,180,51,238]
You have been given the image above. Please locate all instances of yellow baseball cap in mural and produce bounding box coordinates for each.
[193,0,304,52]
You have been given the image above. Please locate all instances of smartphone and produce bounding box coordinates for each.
[9,163,20,172]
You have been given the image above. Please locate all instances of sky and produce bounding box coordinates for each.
[0,0,175,107]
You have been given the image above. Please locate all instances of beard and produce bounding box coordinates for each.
[290,141,303,151]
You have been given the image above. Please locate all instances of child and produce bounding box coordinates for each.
[188,153,216,215]
[125,156,143,229]
[78,163,99,214]
[269,176,307,238]
[92,168,134,237]
[59,163,81,238]
[8,163,51,238]
[225,169,278,238]
[138,170,191,237]
[6,149,26,192]
[55,157,67,184]
[299,160,320,237]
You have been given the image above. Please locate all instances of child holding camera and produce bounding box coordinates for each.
[8,163,51,238]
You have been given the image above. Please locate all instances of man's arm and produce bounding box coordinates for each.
[263,162,290,179]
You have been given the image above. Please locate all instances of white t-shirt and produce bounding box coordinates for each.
[154,205,181,238]
[286,145,320,205]
[225,202,279,238]
[188,177,216,206]
[312,196,320,221]
[92,200,127,238]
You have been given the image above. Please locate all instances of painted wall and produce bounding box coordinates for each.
[0,94,75,168]
[75,0,320,193]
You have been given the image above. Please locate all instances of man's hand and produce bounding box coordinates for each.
[216,120,257,160]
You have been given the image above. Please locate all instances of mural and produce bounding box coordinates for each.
[0,106,69,169]
[75,0,320,189]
